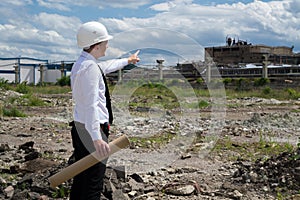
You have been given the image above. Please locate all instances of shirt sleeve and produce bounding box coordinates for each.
[98,58,128,75]
[80,63,103,141]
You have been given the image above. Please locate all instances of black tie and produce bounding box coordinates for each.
[98,66,113,124]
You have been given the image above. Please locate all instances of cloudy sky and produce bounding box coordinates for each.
[0,0,299,66]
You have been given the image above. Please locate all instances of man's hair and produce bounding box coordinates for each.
[83,42,101,53]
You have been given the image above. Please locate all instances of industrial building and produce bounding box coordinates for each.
[205,37,300,67]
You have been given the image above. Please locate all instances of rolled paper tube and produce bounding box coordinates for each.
[48,135,130,189]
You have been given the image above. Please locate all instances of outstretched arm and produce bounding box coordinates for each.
[99,50,140,74]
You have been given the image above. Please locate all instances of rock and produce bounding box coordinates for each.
[128,190,137,197]
[164,167,176,174]
[181,153,192,160]
[290,194,300,200]
[127,178,144,192]
[11,189,29,200]
[19,141,35,153]
[146,197,156,200]
[233,189,243,198]
[39,195,49,200]
[113,165,127,180]
[295,167,300,182]
[4,185,14,198]
[112,189,129,200]
[144,185,156,193]
[165,184,195,196]
[19,141,34,149]
[129,173,144,183]
[0,143,10,152]
[21,158,57,173]
[24,151,41,161]
[0,177,6,184]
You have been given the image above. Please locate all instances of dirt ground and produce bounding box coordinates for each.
[0,91,300,199]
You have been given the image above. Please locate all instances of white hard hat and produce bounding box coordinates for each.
[77,21,113,48]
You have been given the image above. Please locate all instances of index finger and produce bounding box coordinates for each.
[134,50,140,56]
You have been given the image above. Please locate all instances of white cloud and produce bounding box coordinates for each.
[97,0,152,9]
[36,0,71,11]
[0,0,299,63]
[150,2,176,11]
[102,0,300,54]
[33,12,81,38]
[150,0,194,11]
[0,0,33,7]
[0,15,80,60]
[64,0,152,9]
[286,0,300,14]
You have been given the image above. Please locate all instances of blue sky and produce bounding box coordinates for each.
[0,0,299,66]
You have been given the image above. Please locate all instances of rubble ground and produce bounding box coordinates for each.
[0,87,300,200]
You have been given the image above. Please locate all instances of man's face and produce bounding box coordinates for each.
[98,40,108,57]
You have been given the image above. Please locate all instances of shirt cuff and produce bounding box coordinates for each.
[120,58,129,66]
[90,131,102,141]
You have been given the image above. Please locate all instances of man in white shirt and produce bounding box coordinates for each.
[69,21,139,200]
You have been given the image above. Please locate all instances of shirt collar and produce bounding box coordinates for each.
[80,51,97,62]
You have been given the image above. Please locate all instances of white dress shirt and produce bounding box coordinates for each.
[71,51,128,140]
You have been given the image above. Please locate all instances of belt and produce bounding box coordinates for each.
[69,121,110,131]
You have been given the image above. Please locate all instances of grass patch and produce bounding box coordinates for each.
[210,135,295,162]
[8,84,71,95]
[198,100,209,108]
[128,82,181,110]
[7,94,48,107]
[3,107,26,117]
[130,132,176,149]
[51,185,70,198]
[0,78,11,90]
[22,94,47,106]
[225,87,300,100]
[30,85,71,94]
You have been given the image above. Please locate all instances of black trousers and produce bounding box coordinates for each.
[69,121,109,200]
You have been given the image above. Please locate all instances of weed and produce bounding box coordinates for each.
[32,85,71,94]
[130,132,176,149]
[23,94,47,106]
[56,76,70,86]
[254,78,270,87]
[51,185,70,198]
[211,132,295,162]
[15,81,32,94]
[223,78,232,86]
[0,78,10,90]
[286,88,300,99]
[262,86,271,95]
[198,100,209,108]
[3,107,26,117]
[197,78,204,84]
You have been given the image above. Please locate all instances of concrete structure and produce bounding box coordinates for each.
[205,37,300,67]
[0,57,73,84]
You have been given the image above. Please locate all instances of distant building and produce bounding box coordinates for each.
[205,37,300,67]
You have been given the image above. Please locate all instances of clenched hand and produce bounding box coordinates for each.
[93,139,111,158]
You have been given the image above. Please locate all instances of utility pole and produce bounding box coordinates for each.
[156,59,164,81]
[262,54,270,79]
[205,57,213,84]
[61,61,65,78]
[14,64,19,84]
[118,69,122,82]
[39,64,46,85]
